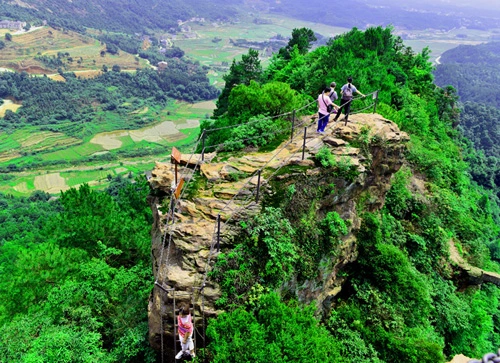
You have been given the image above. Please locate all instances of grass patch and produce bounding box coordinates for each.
[40,148,83,161]
[71,142,105,156]
[117,135,136,148]
[63,169,110,187]
[0,133,21,152]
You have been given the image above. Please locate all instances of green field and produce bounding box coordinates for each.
[0,99,212,195]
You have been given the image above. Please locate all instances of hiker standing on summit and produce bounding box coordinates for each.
[333,76,365,125]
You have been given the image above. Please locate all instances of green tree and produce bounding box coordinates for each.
[106,43,119,55]
[278,27,317,60]
[213,48,263,118]
[207,293,342,363]
[5,33,12,41]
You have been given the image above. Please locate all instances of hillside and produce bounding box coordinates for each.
[146,27,500,363]
[0,26,148,74]
[0,0,242,34]
[434,42,500,198]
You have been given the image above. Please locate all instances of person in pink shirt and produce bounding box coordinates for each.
[317,86,339,133]
[175,303,195,359]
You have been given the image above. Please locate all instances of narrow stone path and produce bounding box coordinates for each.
[449,239,500,286]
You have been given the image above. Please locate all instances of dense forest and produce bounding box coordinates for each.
[434,41,500,198]
[0,0,242,34]
[0,177,156,362]
[2,23,500,363]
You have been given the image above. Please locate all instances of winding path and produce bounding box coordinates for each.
[449,239,500,286]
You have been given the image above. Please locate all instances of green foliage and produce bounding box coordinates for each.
[215,207,297,290]
[315,146,360,182]
[201,81,309,152]
[278,27,317,60]
[316,146,336,167]
[0,179,154,362]
[319,212,349,248]
[206,292,342,363]
[214,49,263,118]
[384,167,415,219]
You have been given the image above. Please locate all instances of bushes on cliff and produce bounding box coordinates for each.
[207,292,342,363]
[0,179,154,362]
[210,207,297,307]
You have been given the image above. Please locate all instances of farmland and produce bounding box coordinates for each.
[0,100,215,196]
[0,26,148,74]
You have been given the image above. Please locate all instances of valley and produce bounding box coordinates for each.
[1,12,497,195]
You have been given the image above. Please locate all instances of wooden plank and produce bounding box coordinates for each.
[171,147,181,164]
[174,178,184,199]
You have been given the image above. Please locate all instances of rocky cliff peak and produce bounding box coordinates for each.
[147,113,409,358]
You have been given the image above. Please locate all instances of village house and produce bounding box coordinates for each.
[0,20,26,30]
[157,61,168,71]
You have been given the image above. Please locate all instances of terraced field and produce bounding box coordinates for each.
[0,129,81,163]
[0,100,212,195]
[0,26,148,74]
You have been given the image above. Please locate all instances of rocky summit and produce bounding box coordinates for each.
[147,113,410,352]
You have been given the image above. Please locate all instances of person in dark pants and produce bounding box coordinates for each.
[333,77,365,125]
[317,87,339,133]
[329,81,338,104]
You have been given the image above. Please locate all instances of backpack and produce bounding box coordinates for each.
[343,85,353,100]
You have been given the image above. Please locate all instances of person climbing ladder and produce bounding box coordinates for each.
[175,303,195,360]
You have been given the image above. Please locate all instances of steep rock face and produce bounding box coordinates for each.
[147,113,409,358]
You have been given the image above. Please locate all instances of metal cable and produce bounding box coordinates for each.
[468,349,500,363]
[202,121,299,152]
[351,102,376,115]
[154,134,205,284]
[204,99,316,133]
[154,193,175,284]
